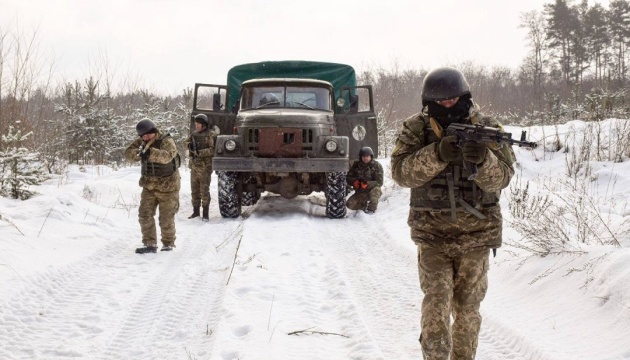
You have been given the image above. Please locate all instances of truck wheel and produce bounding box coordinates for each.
[242,191,259,206]
[325,172,347,219]
[218,171,242,218]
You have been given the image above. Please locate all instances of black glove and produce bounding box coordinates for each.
[462,141,487,164]
[438,135,461,162]
[188,142,194,151]
[140,147,151,160]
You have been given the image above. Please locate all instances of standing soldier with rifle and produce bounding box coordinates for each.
[390,67,518,360]
[185,113,218,221]
[125,118,181,254]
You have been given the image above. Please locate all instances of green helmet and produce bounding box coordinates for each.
[194,113,209,127]
[136,118,157,136]
[421,67,471,106]
[359,146,374,158]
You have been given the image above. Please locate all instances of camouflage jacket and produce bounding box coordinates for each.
[125,131,181,193]
[184,128,217,169]
[346,159,384,192]
[390,106,515,249]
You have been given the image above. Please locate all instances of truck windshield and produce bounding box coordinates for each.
[240,86,331,111]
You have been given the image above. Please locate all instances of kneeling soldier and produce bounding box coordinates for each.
[346,146,383,214]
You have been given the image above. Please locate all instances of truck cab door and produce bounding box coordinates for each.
[192,83,236,135]
[334,85,379,159]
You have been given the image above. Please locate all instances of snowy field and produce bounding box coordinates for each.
[1,120,630,360]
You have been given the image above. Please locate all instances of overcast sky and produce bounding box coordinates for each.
[0,0,606,95]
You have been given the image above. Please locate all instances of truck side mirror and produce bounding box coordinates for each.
[213,93,222,111]
[349,94,359,113]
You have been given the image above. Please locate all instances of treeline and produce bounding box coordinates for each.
[3,0,630,189]
[366,0,630,149]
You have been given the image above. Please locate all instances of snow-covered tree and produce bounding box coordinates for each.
[55,78,127,165]
[127,90,190,155]
[0,125,48,200]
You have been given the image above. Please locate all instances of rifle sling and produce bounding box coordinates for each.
[456,198,487,219]
[446,170,457,220]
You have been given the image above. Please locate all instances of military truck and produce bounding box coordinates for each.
[190,61,378,219]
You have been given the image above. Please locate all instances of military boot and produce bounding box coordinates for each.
[364,201,377,214]
[202,205,209,222]
[161,243,175,251]
[135,245,158,254]
[188,207,200,219]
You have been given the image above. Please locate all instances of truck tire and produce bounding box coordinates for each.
[242,191,259,206]
[218,171,242,218]
[325,172,347,219]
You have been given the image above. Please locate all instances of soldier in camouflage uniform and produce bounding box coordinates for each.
[346,146,384,214]
[184,114,217,221]
[390,67,515,360]
[125,119,181,254]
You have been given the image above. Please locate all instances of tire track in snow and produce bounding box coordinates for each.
[331,207,558,360]
[476,311,557,360]
[207,195,386,360]
[320,210,423,359]
[100,217,244,360]
[0,207,242,360]
[0,235,133,360]
[314,198,561,360]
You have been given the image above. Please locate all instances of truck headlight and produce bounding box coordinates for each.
[225,140,237,152]
[325,140,337,153]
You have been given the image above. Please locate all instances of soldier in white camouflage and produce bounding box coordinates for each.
[184,114,217,221]
[346,146,383,214]
[125,119,181,254]
[390,67,515,360]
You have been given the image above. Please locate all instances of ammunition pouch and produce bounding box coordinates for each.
[141,159,179,177]
[410,165,498,219]
[193,132,210,150]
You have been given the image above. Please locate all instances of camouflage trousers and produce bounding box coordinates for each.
[346,187,382,211]
[190,164,212,207]
[417,242,489,360]
[139,188,180,246]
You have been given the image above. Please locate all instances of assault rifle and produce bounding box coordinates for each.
[190,131,198,159]
[445,123,538,180]
[138,141,147,158]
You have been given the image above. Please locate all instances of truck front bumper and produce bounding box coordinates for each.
[213,157,349,172]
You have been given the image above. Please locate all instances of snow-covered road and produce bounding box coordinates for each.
[1,162,630,360]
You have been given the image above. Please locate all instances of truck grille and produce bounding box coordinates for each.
[302,129,313,150]
[247,128,314,153]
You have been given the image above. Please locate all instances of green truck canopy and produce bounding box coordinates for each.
[226,61,357,110]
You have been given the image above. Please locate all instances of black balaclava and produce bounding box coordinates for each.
[427,94,473,128]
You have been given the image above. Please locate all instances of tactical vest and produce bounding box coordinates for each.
[192,131,210,151]
[410,123,499,219]
[141,134,181,177]
[354,161,379,180]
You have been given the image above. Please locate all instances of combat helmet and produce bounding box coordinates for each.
[421,67,471,106]
[136,118,157,136]
[194,113,209,127]
[359,146,374,159]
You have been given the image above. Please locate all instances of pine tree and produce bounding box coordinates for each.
[55,78,126,165]
[129,90,189,154]
[0,125,48,200]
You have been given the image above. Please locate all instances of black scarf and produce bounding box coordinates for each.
[427,95,472,128]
